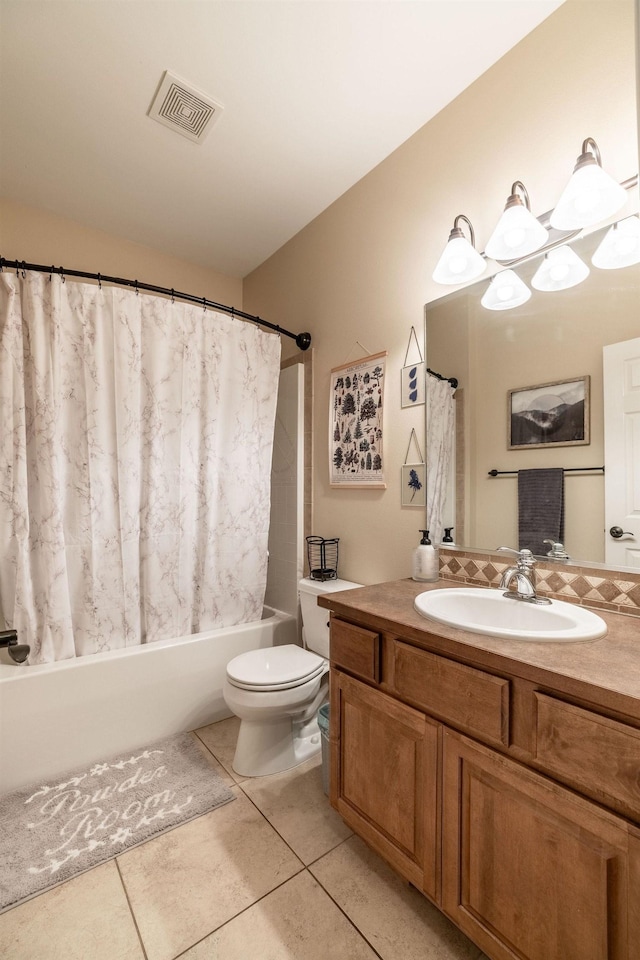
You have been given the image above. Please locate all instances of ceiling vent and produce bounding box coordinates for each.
[148,70,223,143]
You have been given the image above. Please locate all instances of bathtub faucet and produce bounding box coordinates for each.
[0,629,30,664]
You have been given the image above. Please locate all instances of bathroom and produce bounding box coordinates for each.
[1,1,639,958]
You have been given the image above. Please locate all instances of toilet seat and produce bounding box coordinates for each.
[226,644,326,692]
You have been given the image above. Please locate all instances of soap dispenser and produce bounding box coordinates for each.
[412,530,439,583]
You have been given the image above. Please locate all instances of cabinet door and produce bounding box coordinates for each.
[442,729,635,960]
[331,669,440,900]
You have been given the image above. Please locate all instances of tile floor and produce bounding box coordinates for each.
[0,717,490,960]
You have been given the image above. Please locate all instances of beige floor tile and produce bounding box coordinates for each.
[310,836,484,960]
[195,716,247,783]
[182,870,378,959]
[241,754,353,864]
[188,728,237,788]
[0,860,143,960]
[117,788,303,960]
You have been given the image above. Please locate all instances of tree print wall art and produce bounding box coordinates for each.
[329,350,387,488]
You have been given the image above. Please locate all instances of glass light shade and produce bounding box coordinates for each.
[550,162,627,230]
[480,270,531,311]
[531,245,590,291]
[591,215,640,270]
[485,204,549,261]
[432,235,486,285]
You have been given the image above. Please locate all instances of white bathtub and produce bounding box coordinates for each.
[0,607,298,796]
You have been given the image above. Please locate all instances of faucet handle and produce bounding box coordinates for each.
[497,546,536,566]
[543,539,570,559]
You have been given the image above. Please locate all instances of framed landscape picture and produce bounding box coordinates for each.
[508,376,590,449]
[329,350,387,488]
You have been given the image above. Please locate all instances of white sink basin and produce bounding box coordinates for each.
[414,587,607,642]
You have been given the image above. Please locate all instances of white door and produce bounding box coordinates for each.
[603,337,640,567]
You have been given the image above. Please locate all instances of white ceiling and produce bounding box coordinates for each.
[0,1,564,277]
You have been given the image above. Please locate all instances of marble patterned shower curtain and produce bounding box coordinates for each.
[426,375,456,546]
[0,272,281,664]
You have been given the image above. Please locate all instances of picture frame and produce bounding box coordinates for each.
[401,463,426,507]
[401,360,425,408]
[508,376,590,450]
[329,350,387,488]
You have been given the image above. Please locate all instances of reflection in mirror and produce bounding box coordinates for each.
[425,216,640,570]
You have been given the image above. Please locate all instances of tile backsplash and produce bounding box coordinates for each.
[439,549,640,619]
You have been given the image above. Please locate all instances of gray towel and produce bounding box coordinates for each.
[518,468,564,557]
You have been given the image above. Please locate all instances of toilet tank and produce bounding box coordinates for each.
[298,577,363,659]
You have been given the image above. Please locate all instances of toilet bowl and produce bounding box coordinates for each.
[223,576,362,777]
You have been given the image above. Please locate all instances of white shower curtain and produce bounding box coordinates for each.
[0,271,281,664]
[426,375,456,546]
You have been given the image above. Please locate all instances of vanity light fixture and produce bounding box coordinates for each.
[531,245,590,292]
[550,138,628,231]
[432,214,487,285]
[480,269,531,311]
[485,181,549,261]
[591,214,640,270]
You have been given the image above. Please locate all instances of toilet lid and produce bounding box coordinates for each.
[226,644,326,691]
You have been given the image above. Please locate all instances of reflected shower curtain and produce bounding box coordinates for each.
[0,272,280,664]
[426,376,456,546]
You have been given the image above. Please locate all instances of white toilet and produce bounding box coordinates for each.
[223,577,362,777]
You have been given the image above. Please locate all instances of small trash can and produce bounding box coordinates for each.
[317,702,330,796]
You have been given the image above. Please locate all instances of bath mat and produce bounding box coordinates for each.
[0,732,235,914]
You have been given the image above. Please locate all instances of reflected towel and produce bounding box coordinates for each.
[518,468,564,557]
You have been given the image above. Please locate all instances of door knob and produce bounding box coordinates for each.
[609,526,635,540]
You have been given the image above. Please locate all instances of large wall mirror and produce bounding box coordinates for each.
[425,214,640,571]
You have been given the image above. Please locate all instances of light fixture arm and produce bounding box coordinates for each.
[450,214,476,247]
[578,137,602,168]
[506,181,531,210]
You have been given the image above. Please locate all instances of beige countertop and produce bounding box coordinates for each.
[319,577,640,721]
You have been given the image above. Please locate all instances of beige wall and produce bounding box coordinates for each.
[243,0,639,585]
[0,196,242,307]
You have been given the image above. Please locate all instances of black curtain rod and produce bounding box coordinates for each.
[0,258,312,351]
[488,466,604,477]
[426,366,458,389]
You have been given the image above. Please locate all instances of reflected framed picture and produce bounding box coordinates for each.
[508,376,590,449]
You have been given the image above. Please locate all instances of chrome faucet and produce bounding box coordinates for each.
[496,547,551,605]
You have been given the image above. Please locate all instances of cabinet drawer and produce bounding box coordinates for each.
[391,640,509,746]
[331,617,380,683]
[534,693,640,821]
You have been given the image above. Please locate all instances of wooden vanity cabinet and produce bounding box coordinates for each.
[329,614,640,960]
[442,730,638,960]
[330,669,440,900]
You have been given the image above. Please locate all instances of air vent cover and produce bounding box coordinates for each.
[148,70,223,143]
